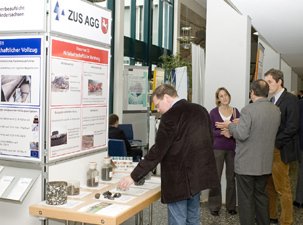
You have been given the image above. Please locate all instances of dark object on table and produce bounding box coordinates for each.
[113,193,121,198]
[95,193,100,199]
[102,191,112,198]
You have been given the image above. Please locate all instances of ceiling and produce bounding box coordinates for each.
[195,0,303,78]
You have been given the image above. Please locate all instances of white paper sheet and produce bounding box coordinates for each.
[78,202,131,216]
[111,187,149,196]
[130,182,160,189]
[39,200,84,208]
[7,177,32,200]
[0,175,14,197]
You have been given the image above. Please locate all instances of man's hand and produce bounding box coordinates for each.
[117,175,134,191]
[232,118,240,124]
[220,128,232,138]
[215,120,231,129]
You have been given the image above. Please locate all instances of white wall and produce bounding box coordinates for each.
[204,0,251,112]
[202,0,251,203]
[0,174,43,225]
[292,71,302,92]
[258,38,280,78]
[281,59,292,92]
[113,0,125,119]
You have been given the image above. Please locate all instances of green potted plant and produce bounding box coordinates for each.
[158,53,192,89]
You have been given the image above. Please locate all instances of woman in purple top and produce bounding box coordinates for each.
[208,87,240,216]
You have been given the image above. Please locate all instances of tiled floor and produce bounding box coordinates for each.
[122,161,303,225]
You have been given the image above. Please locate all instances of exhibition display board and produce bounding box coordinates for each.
[48,37,110,161]
[0,36,45,162]
[0,0,112,224]
[0,0,111,163]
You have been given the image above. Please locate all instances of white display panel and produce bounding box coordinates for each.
[123,66,148,110]
[0,36,44,162]
[50,0,111,45]
[48,37,109,161]
[0,0,46,33]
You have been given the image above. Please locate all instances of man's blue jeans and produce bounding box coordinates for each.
[167,192,200,225]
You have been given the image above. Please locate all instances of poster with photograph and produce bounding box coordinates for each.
[123,66,148,111]
[0,37,43,161]
[49,38,109,160]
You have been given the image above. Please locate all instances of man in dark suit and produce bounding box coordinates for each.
[217,79,281,225]
[108,114,142,160]
[265,69,300,225]
[293,99,303,208]
[118,84,219,225]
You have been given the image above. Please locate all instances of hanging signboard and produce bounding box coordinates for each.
[50,0,111,46]
[0,36,44,162]
[0,0,46,33]
[48,37,110,161]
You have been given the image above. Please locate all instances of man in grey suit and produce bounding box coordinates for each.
[216,79,281,225]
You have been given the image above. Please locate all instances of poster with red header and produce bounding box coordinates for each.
[49,37,109,161]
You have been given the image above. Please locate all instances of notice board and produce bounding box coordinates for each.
[0,36,45,162]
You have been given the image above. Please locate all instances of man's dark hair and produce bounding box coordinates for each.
[251,79,269,97]
[109,114,119,126]
[151,84,178,100]
[264,68,284,87]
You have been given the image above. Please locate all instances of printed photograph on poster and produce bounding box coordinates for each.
[0,56,41,106]
[50,108,81,158]
[50,58,82,106]
[51,74,70,92]
[128,80,145,105]
[88,79,102,96]
[82,63,108,105]
[50,127,68,147]
[0,107,40,159]
[82,134,94,150]
[82,107,107,149]
[1,75,31,103]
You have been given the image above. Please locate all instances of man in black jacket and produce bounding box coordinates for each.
[108,114,142,160]
[118,84,219,225]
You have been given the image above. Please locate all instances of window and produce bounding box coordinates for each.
[124,0,131,37]
[152,0,159,45]
[162,1,173,49]
[135,0,144,41]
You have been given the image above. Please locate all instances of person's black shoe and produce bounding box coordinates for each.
[293,200,303,208]
[228,210,237,215]
[270,218,278,224]
[210,211,219,216]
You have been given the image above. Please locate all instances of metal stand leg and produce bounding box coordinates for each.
[135,213,139,225]
[139,210,143,225]
[149,203,153,225]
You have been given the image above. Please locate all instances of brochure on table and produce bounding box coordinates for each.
[0,165,40,202]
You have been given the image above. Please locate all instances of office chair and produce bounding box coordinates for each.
[108,139,141,162]
[118,124,142,143]
[108,139,127,157]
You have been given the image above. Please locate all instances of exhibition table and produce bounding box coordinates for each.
[29,174,161,225]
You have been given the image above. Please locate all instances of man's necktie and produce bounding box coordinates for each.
[271,96,275,103]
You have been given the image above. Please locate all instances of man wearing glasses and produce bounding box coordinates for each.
[118,84,219,225]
